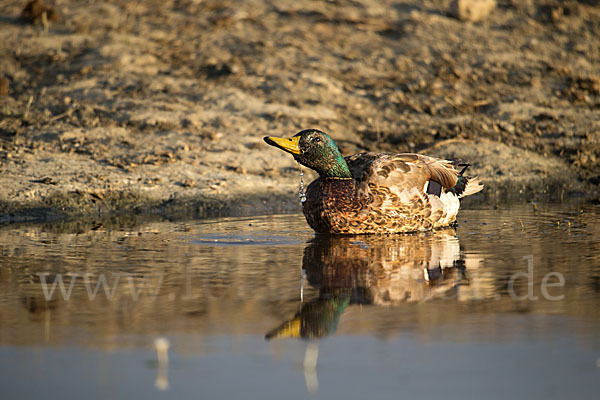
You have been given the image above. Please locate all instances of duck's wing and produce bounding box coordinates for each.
[345,152,460,194]
[342,152,482,230]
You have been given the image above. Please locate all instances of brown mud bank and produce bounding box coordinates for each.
[1,0,599,224]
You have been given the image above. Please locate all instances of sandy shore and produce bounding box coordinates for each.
[1,0,598,223]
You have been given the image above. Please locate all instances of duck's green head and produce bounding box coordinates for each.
[264,129,352,178]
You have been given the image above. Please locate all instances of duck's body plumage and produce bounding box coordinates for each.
[303,152,480,234]
[264,130,483,234]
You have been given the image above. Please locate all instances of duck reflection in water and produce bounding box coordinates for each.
[266,229,472,393]
[266,228,467,340]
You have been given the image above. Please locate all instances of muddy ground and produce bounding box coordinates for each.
[0,0,599,223]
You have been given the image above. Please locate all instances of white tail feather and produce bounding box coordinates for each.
[460,177,484,198]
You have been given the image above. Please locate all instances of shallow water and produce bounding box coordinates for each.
[1,204,599,399]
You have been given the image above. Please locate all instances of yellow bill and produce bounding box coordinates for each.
[264,318,301,340]
[263,135,301,155]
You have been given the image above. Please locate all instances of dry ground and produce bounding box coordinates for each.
[1,0,599,223]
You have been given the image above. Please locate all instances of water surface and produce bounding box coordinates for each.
[1,204,599,399]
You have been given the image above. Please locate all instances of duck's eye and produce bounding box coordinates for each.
[312,137,321,144]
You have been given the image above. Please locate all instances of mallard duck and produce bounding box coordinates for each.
[264,129,483,234]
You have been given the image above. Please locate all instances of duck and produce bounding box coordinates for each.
[264,129,483,234]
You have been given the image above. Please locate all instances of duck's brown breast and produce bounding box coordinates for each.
[302,178,360,234]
